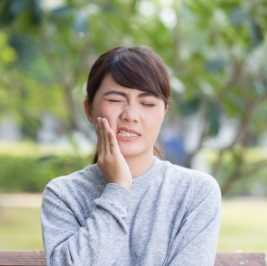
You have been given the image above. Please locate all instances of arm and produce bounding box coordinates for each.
[41,181,132,266]
[165,176,221,266]
[41,117,133,266]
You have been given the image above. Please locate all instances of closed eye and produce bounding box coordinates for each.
[108,100,154,107]
[142,103,155,107]
[108,100,122,103]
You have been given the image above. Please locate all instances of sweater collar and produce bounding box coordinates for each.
[89,156,165,188]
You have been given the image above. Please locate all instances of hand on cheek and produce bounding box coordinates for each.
[95,117,132,190]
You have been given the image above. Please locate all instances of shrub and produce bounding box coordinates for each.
[0,154,93,193]
[200,148,267,197]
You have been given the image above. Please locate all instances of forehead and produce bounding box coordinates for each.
[97,73,156,97]
[98,73,124,91]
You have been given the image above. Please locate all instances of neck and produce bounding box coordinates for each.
[124,151,155,178]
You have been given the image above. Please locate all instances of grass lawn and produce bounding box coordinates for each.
[0,198,266,252]
[0,207,43,250]
[218,198,267,253]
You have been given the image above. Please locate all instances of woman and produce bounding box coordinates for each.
[41,46,221,266]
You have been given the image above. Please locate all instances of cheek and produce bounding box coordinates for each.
[92,102,109,119]
[94,102,121,128]
[144,109,165,135]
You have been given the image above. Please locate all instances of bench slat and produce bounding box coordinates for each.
[216,253,266,260]
[0,259,45,266]
[0,252,45,266]
[215,253,266,266]
[0,252,44,259]
[215,262,265,266]
[0,251,265,266]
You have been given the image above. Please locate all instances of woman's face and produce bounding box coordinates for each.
[84,73,167,159]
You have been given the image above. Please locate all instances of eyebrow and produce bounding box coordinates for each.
[103,90,157,98]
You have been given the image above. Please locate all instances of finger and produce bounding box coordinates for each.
[99,117,108,155]
[97,117,105,156]
[102,118,112,155]
[108,128,120,155]
[94,122,100,151]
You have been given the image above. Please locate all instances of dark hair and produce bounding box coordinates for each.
[86,46,171,163]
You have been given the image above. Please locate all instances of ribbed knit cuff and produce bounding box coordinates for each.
[94,183,133,214]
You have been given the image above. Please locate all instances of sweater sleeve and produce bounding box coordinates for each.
[165,175,221,266]
[41,179,132,266]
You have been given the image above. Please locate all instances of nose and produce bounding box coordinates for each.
[120,105,139,123]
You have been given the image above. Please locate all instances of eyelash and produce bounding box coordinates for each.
[108,100,155,107]
[143,104,155,107]
[109,100,121,103]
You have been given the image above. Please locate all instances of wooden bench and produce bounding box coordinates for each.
[0,251,265,266]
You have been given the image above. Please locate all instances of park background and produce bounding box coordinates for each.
[0,0,267,253]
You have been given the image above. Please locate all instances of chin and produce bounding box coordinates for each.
[119,144,152,159]
[119,149,141,158]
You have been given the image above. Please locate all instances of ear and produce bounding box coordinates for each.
[164,105,169,116]
[83,99,94,124]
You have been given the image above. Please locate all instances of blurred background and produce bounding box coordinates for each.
[0,0,267,253]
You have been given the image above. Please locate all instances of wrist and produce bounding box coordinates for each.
[115,180,132,190]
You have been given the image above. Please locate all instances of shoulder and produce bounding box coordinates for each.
[43,164,104,198]
[163,160,221,198]
[162,161,221,219]
[45,166,86,189]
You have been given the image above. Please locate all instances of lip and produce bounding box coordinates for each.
[117,127,141,135]
[116,127,141,142]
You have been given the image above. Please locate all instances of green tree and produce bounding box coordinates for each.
[1,0,267,195]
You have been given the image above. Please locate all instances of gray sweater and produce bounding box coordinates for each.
[41,157,221,266]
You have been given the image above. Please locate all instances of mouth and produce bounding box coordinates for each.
[117,127,141,138]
